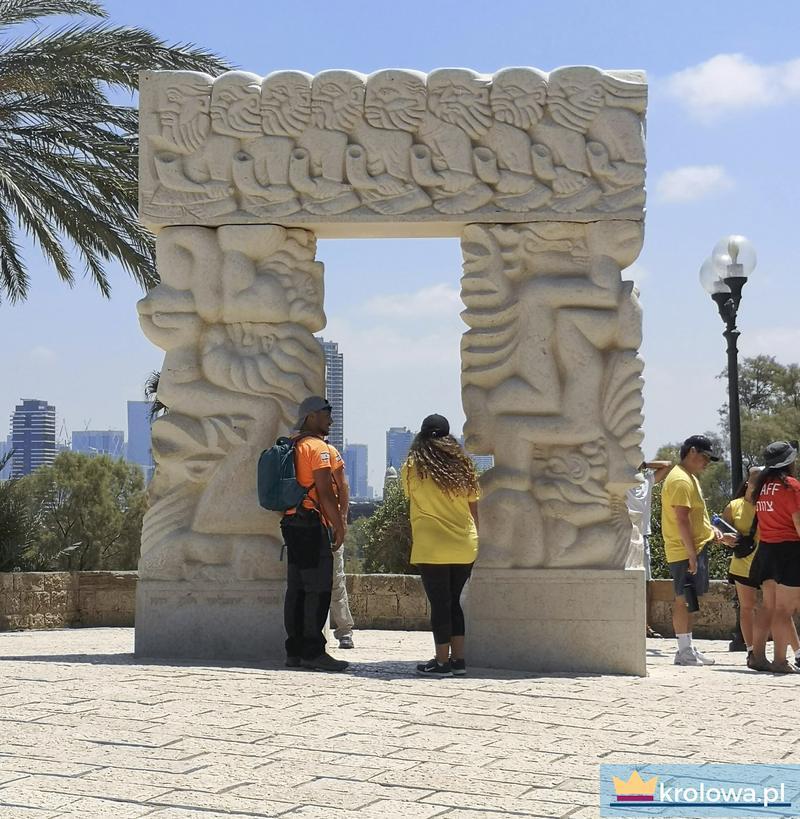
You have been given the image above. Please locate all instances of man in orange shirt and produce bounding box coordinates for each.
[281,395,350,672]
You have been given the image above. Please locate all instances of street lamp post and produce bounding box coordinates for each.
[699,235,757,653]
[699,235,757,489]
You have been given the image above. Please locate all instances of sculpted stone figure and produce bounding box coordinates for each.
[410,69,494,214]
[461,221,644,569]
[225,71,311,218]
[137,225,325,581]
[143,74,237,221]
[348,69,431,214]
[548,67,646,212]
[290,70,362,215]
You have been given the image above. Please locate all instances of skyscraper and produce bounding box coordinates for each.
[72,430,125,458]
[343,442,369,499]
[386,426,413,469]
[317,337,344,452]
[10,399,56,478]
[127,401,154,482]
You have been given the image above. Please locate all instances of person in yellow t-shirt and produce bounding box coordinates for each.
[661,434,731,667]
[401,414,479,678]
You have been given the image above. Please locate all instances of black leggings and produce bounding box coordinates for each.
[418,562,474,645]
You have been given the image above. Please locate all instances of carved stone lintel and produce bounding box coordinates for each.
[460,221,644,570]
[139,67,647,234]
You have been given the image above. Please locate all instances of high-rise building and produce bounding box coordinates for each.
[0,438,12,480]
[10,399,56,478]
[458,435,494,473]
[316,337,344,452]
[127,401,154,482]
[386,426,413,469]
[72,430,125,458]
[343,442,369,499]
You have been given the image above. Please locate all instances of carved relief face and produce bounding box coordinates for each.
[311,71,365,132]
[491,68,547,130]
[365,70,427,132]
[154,78,212,154]
[427,70,493,139]
[210,72,263,137]
[547,68,605,133]
[261,71,312,137]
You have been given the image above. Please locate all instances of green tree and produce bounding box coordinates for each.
[361,481,414,574]
[18,451,147,570]
[718,355,800,469]
[342,516,369,573]
[0,0,230,303]
[0,450,38,571]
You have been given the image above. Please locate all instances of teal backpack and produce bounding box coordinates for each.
[257,436,310,512]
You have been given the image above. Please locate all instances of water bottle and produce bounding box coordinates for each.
[683,573,700,613]
[711,514,737,535]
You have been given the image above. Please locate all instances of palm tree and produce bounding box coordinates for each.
[0,0,231,303]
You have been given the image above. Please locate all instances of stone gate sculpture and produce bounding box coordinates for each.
[136,65,648,674]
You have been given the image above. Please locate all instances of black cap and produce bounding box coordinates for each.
[764,440,797,470]
[420,414,450,439]
[681,434,721,461]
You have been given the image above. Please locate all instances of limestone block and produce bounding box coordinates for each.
[366,594,400,618]
[135,579,286,661]
[397,590,427,618]
[139,67,647,237]
[461,220,644,570]
[466,567,646,674]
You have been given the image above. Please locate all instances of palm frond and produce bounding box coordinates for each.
[0,0,105,28]
[0,2,231,303]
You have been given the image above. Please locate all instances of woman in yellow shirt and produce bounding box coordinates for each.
[401,414,479,678]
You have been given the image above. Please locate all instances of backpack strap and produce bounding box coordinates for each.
[290,432,322,514]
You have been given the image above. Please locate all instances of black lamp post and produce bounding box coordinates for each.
[699,235,757,652]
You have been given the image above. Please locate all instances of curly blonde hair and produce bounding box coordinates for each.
[407,433,480,498]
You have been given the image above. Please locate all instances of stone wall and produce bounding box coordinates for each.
[3,572,796,639]
[0,572,136,630]
[345,574,429,631]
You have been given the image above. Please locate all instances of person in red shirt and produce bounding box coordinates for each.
[749,441,800,674]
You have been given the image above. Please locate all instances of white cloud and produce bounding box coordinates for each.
[656,165,734,203]
[28,346,57,364]
[666,53,800,122]
[362,283,463,320]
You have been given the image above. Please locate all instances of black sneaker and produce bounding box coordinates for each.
[285,656,302,668]
[416,659,452,677]
[301,653,349,673]
[451,658,466,676]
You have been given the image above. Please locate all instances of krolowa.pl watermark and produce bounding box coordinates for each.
[600,764,800,817]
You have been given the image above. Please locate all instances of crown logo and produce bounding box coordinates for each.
[612,771,658,802]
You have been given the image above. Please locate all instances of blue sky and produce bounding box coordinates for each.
[2,0,799,490]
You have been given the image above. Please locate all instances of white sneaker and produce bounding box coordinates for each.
[692,647,715,665]
[674,647,703,666]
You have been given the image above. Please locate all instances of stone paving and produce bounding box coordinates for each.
[0,629,797,818]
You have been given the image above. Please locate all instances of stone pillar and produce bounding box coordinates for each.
[134,224,325,660]
[460,221,646,674]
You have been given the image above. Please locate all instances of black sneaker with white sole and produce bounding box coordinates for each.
[450,658,466,676]
[416,659,453,677]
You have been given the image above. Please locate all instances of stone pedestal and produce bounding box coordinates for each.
[135,580,286,661]
[465,568,646,676]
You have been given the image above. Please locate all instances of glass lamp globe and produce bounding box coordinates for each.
[711,235,757,280]
[699,257,730,295]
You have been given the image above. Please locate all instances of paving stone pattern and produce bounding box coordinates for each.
[0,628,796,817]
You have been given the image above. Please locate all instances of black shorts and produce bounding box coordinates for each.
[728,573,760,589]
[749,540,800,588]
